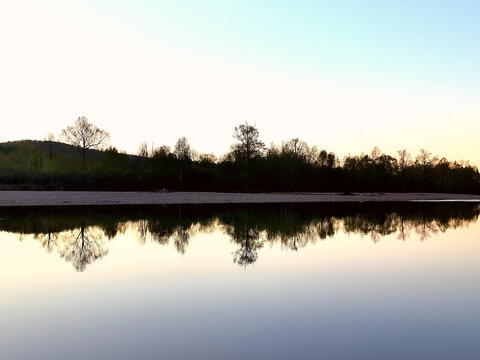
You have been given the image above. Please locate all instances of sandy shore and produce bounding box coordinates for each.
[0,191,479,207]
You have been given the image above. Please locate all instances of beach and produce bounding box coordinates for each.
[1,191,480,207]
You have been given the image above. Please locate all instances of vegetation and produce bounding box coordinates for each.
[0,118,479,193]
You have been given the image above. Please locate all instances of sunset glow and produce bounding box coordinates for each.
[1,0,479,164]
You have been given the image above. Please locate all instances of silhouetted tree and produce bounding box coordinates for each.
[397,149,411,176]
[416,149,437,171]
[284,138,309,159]
[138,141,149,159]
[60,116,110,170]
[415,148,439,187]
[174,137,192,190]
[230,122,265,190]
[231,122,265,164]
[173,136,191,161]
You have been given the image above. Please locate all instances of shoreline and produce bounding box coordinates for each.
[0,191,480,207]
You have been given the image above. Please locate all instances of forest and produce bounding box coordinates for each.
[0,117,479,193]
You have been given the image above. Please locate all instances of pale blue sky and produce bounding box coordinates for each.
[0,0,479,164]
[83,0,480,88]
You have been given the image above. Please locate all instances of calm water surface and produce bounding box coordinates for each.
[1,203,480,360]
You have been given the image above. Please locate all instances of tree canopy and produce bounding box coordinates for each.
[231,122,265,163]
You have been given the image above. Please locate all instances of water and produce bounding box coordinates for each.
[1,203,480,360]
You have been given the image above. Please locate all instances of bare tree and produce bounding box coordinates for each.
[370,146,382,163]
[416,149,438,172]
[60,116,110,170]
[397,149,412,186]
[137,141,149,159]
[397,149,411,178]
[283,138,309,159]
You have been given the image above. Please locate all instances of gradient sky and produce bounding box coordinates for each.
[0,0,479,164]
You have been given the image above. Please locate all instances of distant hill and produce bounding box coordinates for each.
[0,140,139,161]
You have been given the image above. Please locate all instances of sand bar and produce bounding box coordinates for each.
[0,191,480,207]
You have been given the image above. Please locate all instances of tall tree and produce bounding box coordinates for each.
[137,141,150,170]
[397,149,411,182]
[173,136,192,161]
[232,122,265,164]
[60,116,110,170]
[173,137,192,190]
[137,141,149,159]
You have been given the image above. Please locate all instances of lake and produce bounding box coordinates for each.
[1,203,480,360]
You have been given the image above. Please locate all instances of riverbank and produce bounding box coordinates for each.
[1,191,480,207]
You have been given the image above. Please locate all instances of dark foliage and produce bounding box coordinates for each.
[0,128,479,193]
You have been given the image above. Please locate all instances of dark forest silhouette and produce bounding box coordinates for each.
[4,202,479,271]
[0,119,479,193]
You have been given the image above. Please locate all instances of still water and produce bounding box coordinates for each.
[1,203,480,360]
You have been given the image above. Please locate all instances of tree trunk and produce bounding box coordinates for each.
[82,147,86,171]
[179,168,183,190]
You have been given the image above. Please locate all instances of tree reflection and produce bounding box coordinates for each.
[316,217,337,240]
[148,218,193,255]
[137,219,149,245]
[173,226,190,254]
[229,227,263,267]
[36,230,59,254]
[3,203,479,271]
[58,222,108,272]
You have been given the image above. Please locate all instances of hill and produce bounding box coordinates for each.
[0,140,129,160]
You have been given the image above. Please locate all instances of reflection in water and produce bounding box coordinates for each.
[2,203,479,271]
[36,230,58,254]
[230,227,263,267]
[58,223,109,272]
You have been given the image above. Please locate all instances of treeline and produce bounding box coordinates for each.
[0,119,479,193]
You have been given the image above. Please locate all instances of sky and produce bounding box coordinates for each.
[0,0,479,165]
